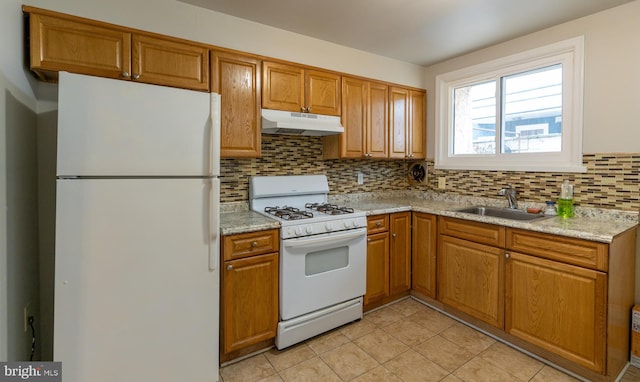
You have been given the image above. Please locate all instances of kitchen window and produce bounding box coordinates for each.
[435,36,586,172]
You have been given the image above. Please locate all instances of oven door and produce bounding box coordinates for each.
[280,227,367,320]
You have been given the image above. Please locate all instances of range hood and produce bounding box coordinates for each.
[261,109,344,136]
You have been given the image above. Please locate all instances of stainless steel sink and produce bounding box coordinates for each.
[454,206,548,221]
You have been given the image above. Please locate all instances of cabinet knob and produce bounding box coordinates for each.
[251,241,258,248]
[376,222,382,227]
[121,72,130,78]
[505,253,510,259]
[132,73,140,80]
[226,264,233,270]
[392,233,397,238]
[367,238,371,242]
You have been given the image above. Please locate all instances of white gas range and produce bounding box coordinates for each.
[250,175,367,349]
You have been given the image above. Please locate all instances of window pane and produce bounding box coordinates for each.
[453,81,496,154]
[501,65,562,153]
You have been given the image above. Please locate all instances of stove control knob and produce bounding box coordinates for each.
[343,221,351,229]
[352,220,358,227]
[325,223,333,231]
[306,225,313,234]
[295,227,303,236]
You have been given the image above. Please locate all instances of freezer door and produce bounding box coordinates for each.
[54,178,219,382]
[57,72,217,177]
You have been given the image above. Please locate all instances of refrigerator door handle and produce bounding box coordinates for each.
[210,93,221,177]
[209,179,220,271]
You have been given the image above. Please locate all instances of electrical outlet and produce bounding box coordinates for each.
[357,172,364,185]
[23,303,30,332]
[438,177,446,189]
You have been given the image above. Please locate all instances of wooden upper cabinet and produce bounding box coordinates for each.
[327,77,366,158]
[390,86,426,159]
[262,61,340,115]
[262,61,304,112]
[323,77,388,159]
[409,90,426,159]
[212,51,262,158]
[132,34,209,91]
[27,11,131,82]
[25,7,209,91]
[389,86,409,159]
[305,70,341,116]
[368,82,389,158]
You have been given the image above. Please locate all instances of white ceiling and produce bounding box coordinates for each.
[179,0,632,66]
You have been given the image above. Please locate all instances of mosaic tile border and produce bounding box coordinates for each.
[220,135,639,212]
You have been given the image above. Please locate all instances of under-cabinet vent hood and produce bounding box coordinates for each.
[261,109,344,136]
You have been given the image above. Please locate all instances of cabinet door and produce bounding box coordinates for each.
[305,69,341,116]
[412,212,437,298]
[222,252,278,354]
[28,12,131,81]
[132,34,209,91]
[367,82,389,158]
[505,252,607,373]
[365,232,389,306]
[389,212,411,295]
[438,235,505,328]
[212,51,262,158]
[339,77,367,158]
[409,90,426,159]
[389,86,409,159]
[262,61,304,112]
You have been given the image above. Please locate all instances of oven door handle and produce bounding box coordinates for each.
[283,228,366,249]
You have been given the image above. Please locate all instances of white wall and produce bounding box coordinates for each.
[424,0,640,156]
[0,0,42,362]
[23,0,426,89]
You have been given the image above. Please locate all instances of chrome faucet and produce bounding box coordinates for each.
[498,184,518,209]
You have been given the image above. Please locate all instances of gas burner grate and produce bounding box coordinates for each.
[265,206,313,220]
[305,203,355,215]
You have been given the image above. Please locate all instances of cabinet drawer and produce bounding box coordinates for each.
[506,228,608,271]
[367,215,389,234]
[439,217,505,247]
[223,229,279,261]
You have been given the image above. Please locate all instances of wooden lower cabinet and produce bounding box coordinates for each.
[436,217,636,381]
[505,251,607,373]
[221,230,279,356]
[411,212,437,298]
[365,232,389,306]
[364,212,410,309]
[389,212,411,294]
[438,235,505,328]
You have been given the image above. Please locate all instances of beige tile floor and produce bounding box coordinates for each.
[220,297,640,382]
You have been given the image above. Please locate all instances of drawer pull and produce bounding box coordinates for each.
[505,253,510,259]
[376,222,382,227]
[251,241,258,248]
[226,264,233,270]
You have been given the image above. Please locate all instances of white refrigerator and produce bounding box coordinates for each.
[54,72,220,382]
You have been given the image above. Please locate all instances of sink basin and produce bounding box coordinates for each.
[454,206,548,221]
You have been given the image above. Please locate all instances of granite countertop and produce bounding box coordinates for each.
[221,193,638,243]
[342,196,638,243]
[220,210,279,236]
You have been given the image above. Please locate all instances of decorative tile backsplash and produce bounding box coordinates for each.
[220,135,640,212]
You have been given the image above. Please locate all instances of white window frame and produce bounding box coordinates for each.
[435,36,586,172]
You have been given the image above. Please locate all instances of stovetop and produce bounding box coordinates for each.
[249,175,367,239]
[264,203,356,221]
[256,203,367,239]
